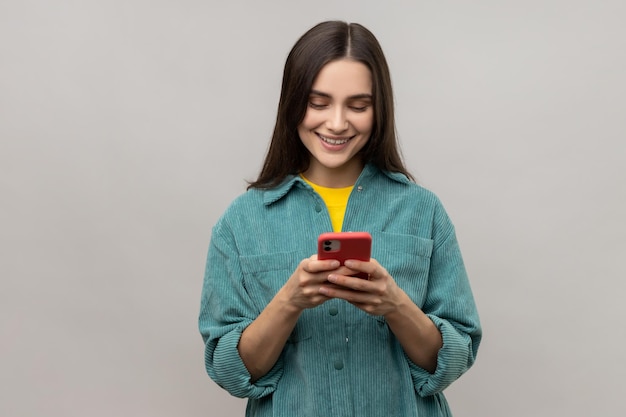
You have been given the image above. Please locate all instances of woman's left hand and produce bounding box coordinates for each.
[318,258,402,317]
[321,257,442,372]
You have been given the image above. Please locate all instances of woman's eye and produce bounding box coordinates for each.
[309,102,327,110]
[350,105,369,112]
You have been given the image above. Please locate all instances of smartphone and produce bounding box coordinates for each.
[317,232,372,279]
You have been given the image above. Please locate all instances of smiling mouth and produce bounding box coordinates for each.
[318,134,351,145]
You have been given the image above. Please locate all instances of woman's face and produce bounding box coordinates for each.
[298,59,373,187]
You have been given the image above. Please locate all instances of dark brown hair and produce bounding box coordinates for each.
[248,20,413,189]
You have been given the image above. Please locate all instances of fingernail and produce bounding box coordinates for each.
[327,274,337,283]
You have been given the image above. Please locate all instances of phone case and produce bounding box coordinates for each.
[317,232,372,278]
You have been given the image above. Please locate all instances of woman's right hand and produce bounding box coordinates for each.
[279,255,345,311]
[238,255,350,381]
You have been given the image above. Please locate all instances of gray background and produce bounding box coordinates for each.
[1,1,625,416]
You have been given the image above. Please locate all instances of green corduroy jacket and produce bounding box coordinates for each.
[199,164,482,417]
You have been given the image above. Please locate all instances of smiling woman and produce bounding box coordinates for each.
[247,20,411,191]
[198,20,482,417]
[298,59,373,187]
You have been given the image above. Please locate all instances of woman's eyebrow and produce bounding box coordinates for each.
[310,90,373,100]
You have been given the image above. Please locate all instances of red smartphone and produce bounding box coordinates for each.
[317,232,372,279]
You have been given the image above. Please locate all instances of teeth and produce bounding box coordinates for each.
[320,135,349,145]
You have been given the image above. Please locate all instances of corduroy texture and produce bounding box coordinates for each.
[199,164,482,417]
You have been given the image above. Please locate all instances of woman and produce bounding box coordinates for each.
[199,21,481,417]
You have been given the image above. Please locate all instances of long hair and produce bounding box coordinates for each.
[248,21,413,189]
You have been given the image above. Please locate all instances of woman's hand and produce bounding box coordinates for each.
[318,257,443,373]
[278,255,351,312]
[239,255,349,381]
[317,258,403,316]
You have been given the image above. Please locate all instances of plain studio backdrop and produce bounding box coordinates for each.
[1,1,625,416]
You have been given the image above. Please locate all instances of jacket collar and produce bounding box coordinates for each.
[262,163,410,206]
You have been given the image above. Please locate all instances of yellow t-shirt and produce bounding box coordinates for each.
[301,175,353,232]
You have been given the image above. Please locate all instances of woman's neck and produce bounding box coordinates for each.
[302,160,364,188]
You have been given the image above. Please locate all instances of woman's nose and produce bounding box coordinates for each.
[326,107,348,132]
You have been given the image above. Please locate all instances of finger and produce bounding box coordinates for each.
[319,285,372,303]
[302,258,340,273]
[343,259,376,276]
[345,258,388,281]
[331,265,359,276]
[319,281,341,294]
[327,273,373,292]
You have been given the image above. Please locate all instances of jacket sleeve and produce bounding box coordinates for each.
[408,200,482,396]
[198,220,283,399]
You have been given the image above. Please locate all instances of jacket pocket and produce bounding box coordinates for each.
[371,232,434,307]
[239,251,311,343]
[240,251,301,310]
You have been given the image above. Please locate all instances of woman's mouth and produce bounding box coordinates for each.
[318,134,351,145]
